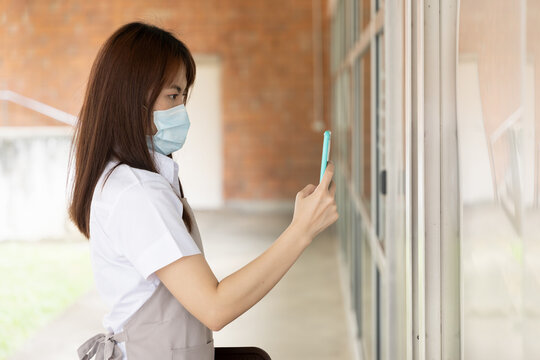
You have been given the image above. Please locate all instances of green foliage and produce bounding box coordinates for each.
[0,241,93,360]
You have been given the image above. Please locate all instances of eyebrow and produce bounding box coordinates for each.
[169,84,186,93]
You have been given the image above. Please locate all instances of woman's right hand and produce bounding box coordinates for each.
[290,160,339,242]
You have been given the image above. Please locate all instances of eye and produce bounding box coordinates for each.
[168,94,179,100]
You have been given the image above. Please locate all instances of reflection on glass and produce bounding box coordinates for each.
[362,228,374,360]
[339,70,351,179]
[331,0,348,73]
[375,31,386,247]
[339,0,346,68]
[349,108,354,180]
[338,169,348,260]
[354,56,362,201]
[362,49,372,216]
[361,0,370,31]
[375,268,381,360]
[331,11,338,73]
[351,0,358,50]
[354,212,363,337]
[457,0,540,358]
[335,70,351,180]
[348,196,354,291]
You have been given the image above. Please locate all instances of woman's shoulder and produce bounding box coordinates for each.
[94,160,171,204]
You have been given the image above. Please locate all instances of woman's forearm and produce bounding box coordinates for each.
[213,222,311,330]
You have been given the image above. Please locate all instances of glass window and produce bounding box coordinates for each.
[360,0,371,31]
[337,171,347,257]
[346,0,351,55]
[457,0,540,358]
[354,56,363,199]
[337,71,351,180]
[362,229,374,360]
[375,31,386,247]
[354,211,363,337]
[361,49,372,217]
[340,0,346,67]
[352,0,358,46]
[347,195,354,291]
[331,10,338,73]
[330,0,393,357]
[376,268,381,360]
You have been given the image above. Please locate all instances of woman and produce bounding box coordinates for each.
[69,21,338,360]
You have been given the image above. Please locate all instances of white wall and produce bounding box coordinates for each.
[172,55,223,209]
[0,127,74,242]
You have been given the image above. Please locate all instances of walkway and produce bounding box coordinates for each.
[8,206,353,360]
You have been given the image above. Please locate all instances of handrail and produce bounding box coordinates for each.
[488,107,524,235]
[490,107,522,144]
[487,107,523,201]
[0,90,77,126]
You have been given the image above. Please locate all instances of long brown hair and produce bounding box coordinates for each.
[68,21,196,239]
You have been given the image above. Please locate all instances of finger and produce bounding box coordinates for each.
[317,160,335,191]
[329,180,336,197]
[298,184,316,198]
[305,183,317,196]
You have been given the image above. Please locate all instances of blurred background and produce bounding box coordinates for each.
[1,0,539,360]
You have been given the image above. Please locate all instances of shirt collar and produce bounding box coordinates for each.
[109,145,182,196]
[150,150,181,196]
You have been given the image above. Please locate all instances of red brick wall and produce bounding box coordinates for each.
[0,0,331,201]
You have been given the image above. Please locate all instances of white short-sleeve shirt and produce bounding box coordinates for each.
[88,150,201,359]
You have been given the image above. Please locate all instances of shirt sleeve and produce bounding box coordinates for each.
[105,179,202,280]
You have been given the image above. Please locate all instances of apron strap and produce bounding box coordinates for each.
[178,177,184,198]
[77,331,128,360]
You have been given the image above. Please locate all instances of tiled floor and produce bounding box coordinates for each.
[8,207,353,360]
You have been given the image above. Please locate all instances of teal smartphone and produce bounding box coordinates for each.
[319,130,331,183]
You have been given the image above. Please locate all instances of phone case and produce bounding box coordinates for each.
[319,130,331,183]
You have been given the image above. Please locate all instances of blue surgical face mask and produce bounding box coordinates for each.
[146,103,190,155]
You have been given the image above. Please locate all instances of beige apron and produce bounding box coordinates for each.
[78,181,214,360]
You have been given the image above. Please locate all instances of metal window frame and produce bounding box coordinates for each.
[331,0,462,359]
[413,0,460,359]
[411,0,426,359]
[331,0,414,360]
[331,1,388,359]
